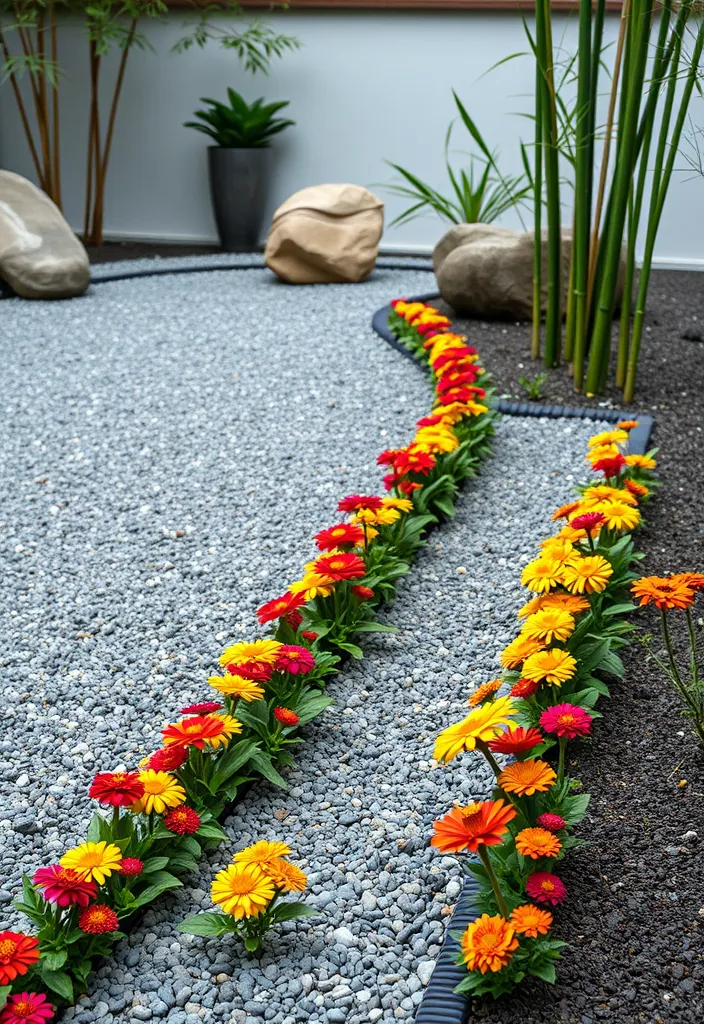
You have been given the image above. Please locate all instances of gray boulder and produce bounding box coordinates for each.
[0,170,90,299]
[434,223,623,322]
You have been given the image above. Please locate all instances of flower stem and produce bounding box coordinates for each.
[478,845,510,919]
[476,739,502,779]
[557,736,567,784]
[660,609,684,689]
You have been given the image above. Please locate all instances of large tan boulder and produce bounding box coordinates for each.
[265,184,383,284]
[0,170,90,300]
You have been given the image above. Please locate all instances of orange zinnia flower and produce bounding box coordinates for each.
[468,679,502,707]
[624,478,649,499]
[500,634,545,670]
[561,554,613,594]
[515,826,562,859]
[625,453,656,470]
[0,932,40,985]
[162,714,241,749]
[498,759,557,797]
[460,914,519,974]
[631,575,695,610]
[431,799,517,854]
[510,903,554,937]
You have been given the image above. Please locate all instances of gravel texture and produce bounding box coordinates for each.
[1,262,606,1022]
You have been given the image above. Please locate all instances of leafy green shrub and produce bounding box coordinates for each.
[185,88,294,148]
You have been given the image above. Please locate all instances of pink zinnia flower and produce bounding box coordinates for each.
[179,701,223,716]
[569,511,606,533]
[592,454,626,478]
[536,813,567,833]
[0,993,54,1024]
[32,865,98,908]
[275,645,315,676]
[525,871,567,906]
[119,858,144,877]
[540,703,593,739]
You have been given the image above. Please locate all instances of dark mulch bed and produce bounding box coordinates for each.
[86,241,222,264]
[444,272,704,1023]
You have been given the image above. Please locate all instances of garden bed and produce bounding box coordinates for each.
[442,268,704,1024]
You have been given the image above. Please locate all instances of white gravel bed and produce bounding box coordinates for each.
[0,264,607,1024]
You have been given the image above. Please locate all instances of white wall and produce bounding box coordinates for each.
[1,8,703,266]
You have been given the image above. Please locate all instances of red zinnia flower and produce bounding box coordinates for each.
[510,677,540,698]
[32,865,98,908]
[224,660,272,682]
[274,707,300,727]
[352,585,375,601]
[436,371,479,393]
[488,726,544,756]
[119,858,144,877]
[0,992,54,1024]
[78,904,119,935]
[164,806,201,835]
[540,703,593,739]
[399,481,424,495]
[337,495,383,513]
[301,630,318,642]
[314,523,365,552]
[393,449,436,475]
[569,511,606,533]
[257,591,306,626]
[285,609,303,629]
[437,387,482,406]
[275,645,315,675]
[592,454,626,478]
[162,714,235,749]
[536,813,567,832]
[88,771,144,808]
[525,872,567,906]
[180,701,223,716]
[377,449,403,466]
[313,552,366,581]
[0,932,40,985]
[415,413,446,428]
[147,745,189,772]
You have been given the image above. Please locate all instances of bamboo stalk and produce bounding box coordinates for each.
[0,28,45,188]
[91,18,139,249]
[564,210,577,365]
[586,0,654,396]
[535,0,562,368]
[36,7,52,198]
[50,0,62,210]
[531,61,543,361]
[15,11,53,196]
[624,6,703,402]
[83,40,99,241]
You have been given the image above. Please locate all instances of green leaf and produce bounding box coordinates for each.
[41,950,68,972]
[530,960,557,984]
[141,856,170,874]
[38,968,74,1002]
[273,901,317,922]
[293,692,334,727]
[0,987,11,1010]
[249,749,288,788]
[334,640,364,659]
[351,621,398,634]
[178,912,234,937]
[196,821,228,842]
[209,739,260,792]
[132,871,183,909]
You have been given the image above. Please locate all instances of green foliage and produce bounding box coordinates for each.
[184,88,294,148]
[171,2,300,75]
[383,91,530,227]
[518,371,548,401]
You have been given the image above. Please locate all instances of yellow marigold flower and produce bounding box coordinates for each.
[412,425,459,455]
[289,572,337,599]
[521,649,578,685]
[582,484,638,506]
[208,674,265,701]
[219,639,282,669]
[434,696,518,764]
[561,554,613,594]
[234,840,293,867]
[616,419,639,430]
[539,537,577,566]
[498,758,557,796]
[500,634,545,669]
[435,401,488,424]
[382,497,414,513]
[625,479,649,498]
[460,914,519,975]
[468,679,503,707]
[586,443,620,464]
[587,429,629,448]
[559,524,590,543]
[133,770,187,815]
[521,608,575,645]
[427,334,466,358]
[211,863,274,919]
[520,557,564,593]
[625,453,656,470]
[265,858,308,893]
[60,841,122,884]
[510,904,553,937]
[591,500,641,532]
[515,826,562,859]
[352,506,400,526]
[517,592,590,619]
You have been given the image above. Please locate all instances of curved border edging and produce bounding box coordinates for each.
[372,295,654,457]
[374,295,655,1023]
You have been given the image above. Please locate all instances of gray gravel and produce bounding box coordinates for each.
[0,263,607,1023]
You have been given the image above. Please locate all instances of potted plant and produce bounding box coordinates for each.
[185,88,294,252]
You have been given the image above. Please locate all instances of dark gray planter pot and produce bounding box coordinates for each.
[207,146,272,252]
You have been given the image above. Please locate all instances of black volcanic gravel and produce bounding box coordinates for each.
[442,270,704,1024]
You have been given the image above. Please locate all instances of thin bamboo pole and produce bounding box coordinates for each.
[586,0,654,396]
[84,40,99,241]
[624,9,703,402]
[532,61,543,361]
[535,0,562,368]
[50,0,62,210]
[0,28,45,188]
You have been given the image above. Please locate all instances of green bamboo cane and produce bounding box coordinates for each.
[569,0,594,382]
[535,0,562,368]
[532,61,543,361]
[624,8,703,402]
[564,220,577,365]
[616,1,677,388]
[586,0,654,395]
